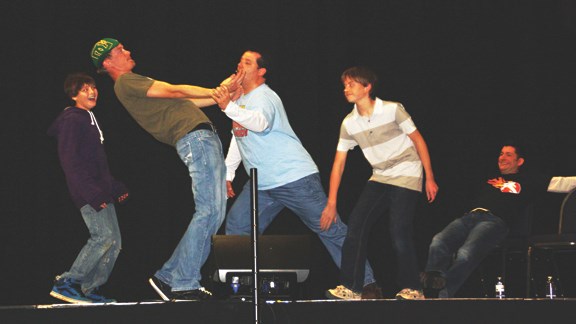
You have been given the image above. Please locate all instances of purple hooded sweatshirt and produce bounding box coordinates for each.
[48,106,128,211]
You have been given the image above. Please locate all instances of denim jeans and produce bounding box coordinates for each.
[155,129,227,291]
[425,210,508,298]
[225,173,376,286]
[61,203,121,295]
[341,181,420,292]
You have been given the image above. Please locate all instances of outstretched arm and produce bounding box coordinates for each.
[408,129,439,202]
[211,86,269,132]
[146,71,244,100]
[320,150,348,231]
[147,80,213,98]
[189,98,217,108]
[225,137,242,198]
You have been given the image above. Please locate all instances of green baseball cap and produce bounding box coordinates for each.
[90,38,119,68]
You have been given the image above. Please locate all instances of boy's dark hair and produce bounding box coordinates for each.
[341,66,378,98]
[64,72,95,99]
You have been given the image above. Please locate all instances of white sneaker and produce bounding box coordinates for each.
[326,285,361,300]
[395,288,425,300]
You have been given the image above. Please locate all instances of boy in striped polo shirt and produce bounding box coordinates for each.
[324,66,439,300]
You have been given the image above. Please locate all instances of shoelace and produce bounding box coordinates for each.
[199,287,213,295]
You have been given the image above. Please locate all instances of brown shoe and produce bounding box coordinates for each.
[420,271,446,289]
[361,283,383,299]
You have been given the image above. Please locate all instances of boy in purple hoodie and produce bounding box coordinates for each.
[47,72,129,304]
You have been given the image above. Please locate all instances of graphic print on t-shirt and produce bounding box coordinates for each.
[487,177,521,194]
[232,104,248,137]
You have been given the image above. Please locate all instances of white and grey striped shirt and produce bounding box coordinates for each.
[337,98,423,192]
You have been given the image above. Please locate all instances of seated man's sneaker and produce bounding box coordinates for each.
[326,285,361,300]
[361,283,383,299]
[420,271,446,298]
[395,288,425,300]
[420,271,446,289]
[50,277,92,304]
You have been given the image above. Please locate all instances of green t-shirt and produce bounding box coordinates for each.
[114,72,211,146]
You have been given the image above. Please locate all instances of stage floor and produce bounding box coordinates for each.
[1,298,573,324]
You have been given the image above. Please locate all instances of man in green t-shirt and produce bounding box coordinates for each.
[90,38,243,301]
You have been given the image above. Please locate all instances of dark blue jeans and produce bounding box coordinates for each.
[341,181,420,292]
[226,173,376,286]
[425,210,508,297]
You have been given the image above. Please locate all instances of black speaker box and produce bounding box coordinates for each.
[206,235,314,300]
[209,235,312,283]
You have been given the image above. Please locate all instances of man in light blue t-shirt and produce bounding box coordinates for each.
[211,50,380,298]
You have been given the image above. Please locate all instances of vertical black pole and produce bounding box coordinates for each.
[250,168,260,323]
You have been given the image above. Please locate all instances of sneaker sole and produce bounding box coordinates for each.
[50,291,92,304]
[149,278,170,301]
[395,295,425,300]
[325,290,340,299]
[86,296,117,304]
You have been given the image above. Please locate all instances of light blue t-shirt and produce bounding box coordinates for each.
[233,84,318,190]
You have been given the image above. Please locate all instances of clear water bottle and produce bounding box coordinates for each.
[231,276,240,294]
[545,276,557,299]
[495,276,505,299]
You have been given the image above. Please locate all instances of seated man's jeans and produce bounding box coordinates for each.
[425,210,508,298]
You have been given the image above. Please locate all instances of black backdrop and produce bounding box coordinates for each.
[2,0,576,306]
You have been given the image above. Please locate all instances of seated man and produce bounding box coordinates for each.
[421,142,576,298]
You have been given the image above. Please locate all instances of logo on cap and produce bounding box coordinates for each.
[91,38,119,68]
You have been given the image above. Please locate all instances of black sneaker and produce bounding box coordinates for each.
[172,287,213,301]
[149,277,213,301]
[149,277,173,301]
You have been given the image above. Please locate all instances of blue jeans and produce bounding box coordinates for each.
[226,173,376,286]
[155,129,227,291]
[341,181,420,292]
[61,204,121,295]
[425,210,508,297]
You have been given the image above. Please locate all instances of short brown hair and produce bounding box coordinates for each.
[64,73,95,99]
[341,66,378,98]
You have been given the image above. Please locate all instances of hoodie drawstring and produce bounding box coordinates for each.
[88,110,104,144]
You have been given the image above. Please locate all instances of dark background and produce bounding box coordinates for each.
[2,0,576,306]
